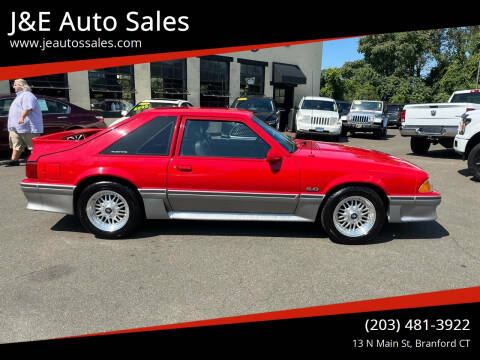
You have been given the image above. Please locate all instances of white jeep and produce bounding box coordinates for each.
[295,96,342,138]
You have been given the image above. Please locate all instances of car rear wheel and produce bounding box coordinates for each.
[320,186,385,244]
[77,181,143,238]
[468,143,480,181]
[410,137,430,154]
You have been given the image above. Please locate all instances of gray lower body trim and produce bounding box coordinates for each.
[138,189,169,219]
[139,189,324,222]
[21,183,75,215]
[296,194,325,221]
[400,125,457,137]
[167,190,299,214]
[387,195,441,223]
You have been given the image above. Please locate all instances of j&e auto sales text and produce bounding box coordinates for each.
[7,11,190,36]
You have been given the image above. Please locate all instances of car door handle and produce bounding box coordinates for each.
[175,165,192,172]
[57,116,68,119]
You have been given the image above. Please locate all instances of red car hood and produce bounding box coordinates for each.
[293,139,423,171]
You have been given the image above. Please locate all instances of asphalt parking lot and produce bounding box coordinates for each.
[0,127,479,343]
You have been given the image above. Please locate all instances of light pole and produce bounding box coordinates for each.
[476,57,480,89]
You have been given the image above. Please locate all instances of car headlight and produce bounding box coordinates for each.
[374,116,383,123]
[459,114,471,135]
[418,178,432,193]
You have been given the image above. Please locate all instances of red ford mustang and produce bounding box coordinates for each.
[20,108,441,244]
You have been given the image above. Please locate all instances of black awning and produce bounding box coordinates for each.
[272,63,307,86]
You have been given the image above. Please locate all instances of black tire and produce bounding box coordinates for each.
[77,181,144,239]
[320,186,386,245]
[410,137,430,154]
[467,143,480,181]
[341,128,348,137]
[439,138,454,149]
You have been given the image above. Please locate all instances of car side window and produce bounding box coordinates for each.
[180,119,270,159]
[38,99,70,114]
[101,116,177,156]
[0,98,13,116]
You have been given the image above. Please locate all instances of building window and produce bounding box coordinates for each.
[10,74,69,102]
[151,60,188,100]
[200,58,230,108]
[88,66,135,118]
[240,63,265,96]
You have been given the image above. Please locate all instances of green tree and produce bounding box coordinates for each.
[319,68,344,99]
[319,26,480,104]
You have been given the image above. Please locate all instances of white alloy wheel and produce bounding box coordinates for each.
[332,196,376,237]
[86,190,130,232]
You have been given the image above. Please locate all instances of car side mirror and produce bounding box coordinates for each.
[266,148,282,163]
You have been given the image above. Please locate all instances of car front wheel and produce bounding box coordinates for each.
[320,186,385,244]
[77,181,144,238]
[468,143,480,181]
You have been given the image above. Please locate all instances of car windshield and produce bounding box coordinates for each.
[351,101,383,111]
[250,115,297,153]
[232,98,274,113]
[450,92,480,104]
[127,102,178,117]
[301,100,337,111]
[387,105,402,112]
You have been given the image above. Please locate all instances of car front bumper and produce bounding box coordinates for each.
[387,118,401,126]
[343,122,383,131]
[296,125,342,135]
[454,135,468,156]
[387,195,441,223]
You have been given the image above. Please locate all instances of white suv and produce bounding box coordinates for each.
[295,97,342,138]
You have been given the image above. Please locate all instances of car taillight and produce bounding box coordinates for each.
[401,109,406,123]
[96,116,104,122]
[470,89,480,93]
[26,162,37,179]
[466,107,475,112]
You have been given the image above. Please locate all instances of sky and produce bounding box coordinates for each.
[321,37,364,69]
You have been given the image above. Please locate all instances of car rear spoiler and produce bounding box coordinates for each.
[29,128,105,160]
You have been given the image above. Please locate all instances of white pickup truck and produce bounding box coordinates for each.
[400,90,480,154]
[454,109,480,181]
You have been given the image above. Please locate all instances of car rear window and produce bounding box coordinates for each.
[450,92,480,104]
[387,105,402,112]
[101,116,177,156]
[231,98,274,113]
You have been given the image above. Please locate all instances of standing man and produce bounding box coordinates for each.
[5,79,43,167]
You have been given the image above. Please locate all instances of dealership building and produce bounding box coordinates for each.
[0,42,322,126]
